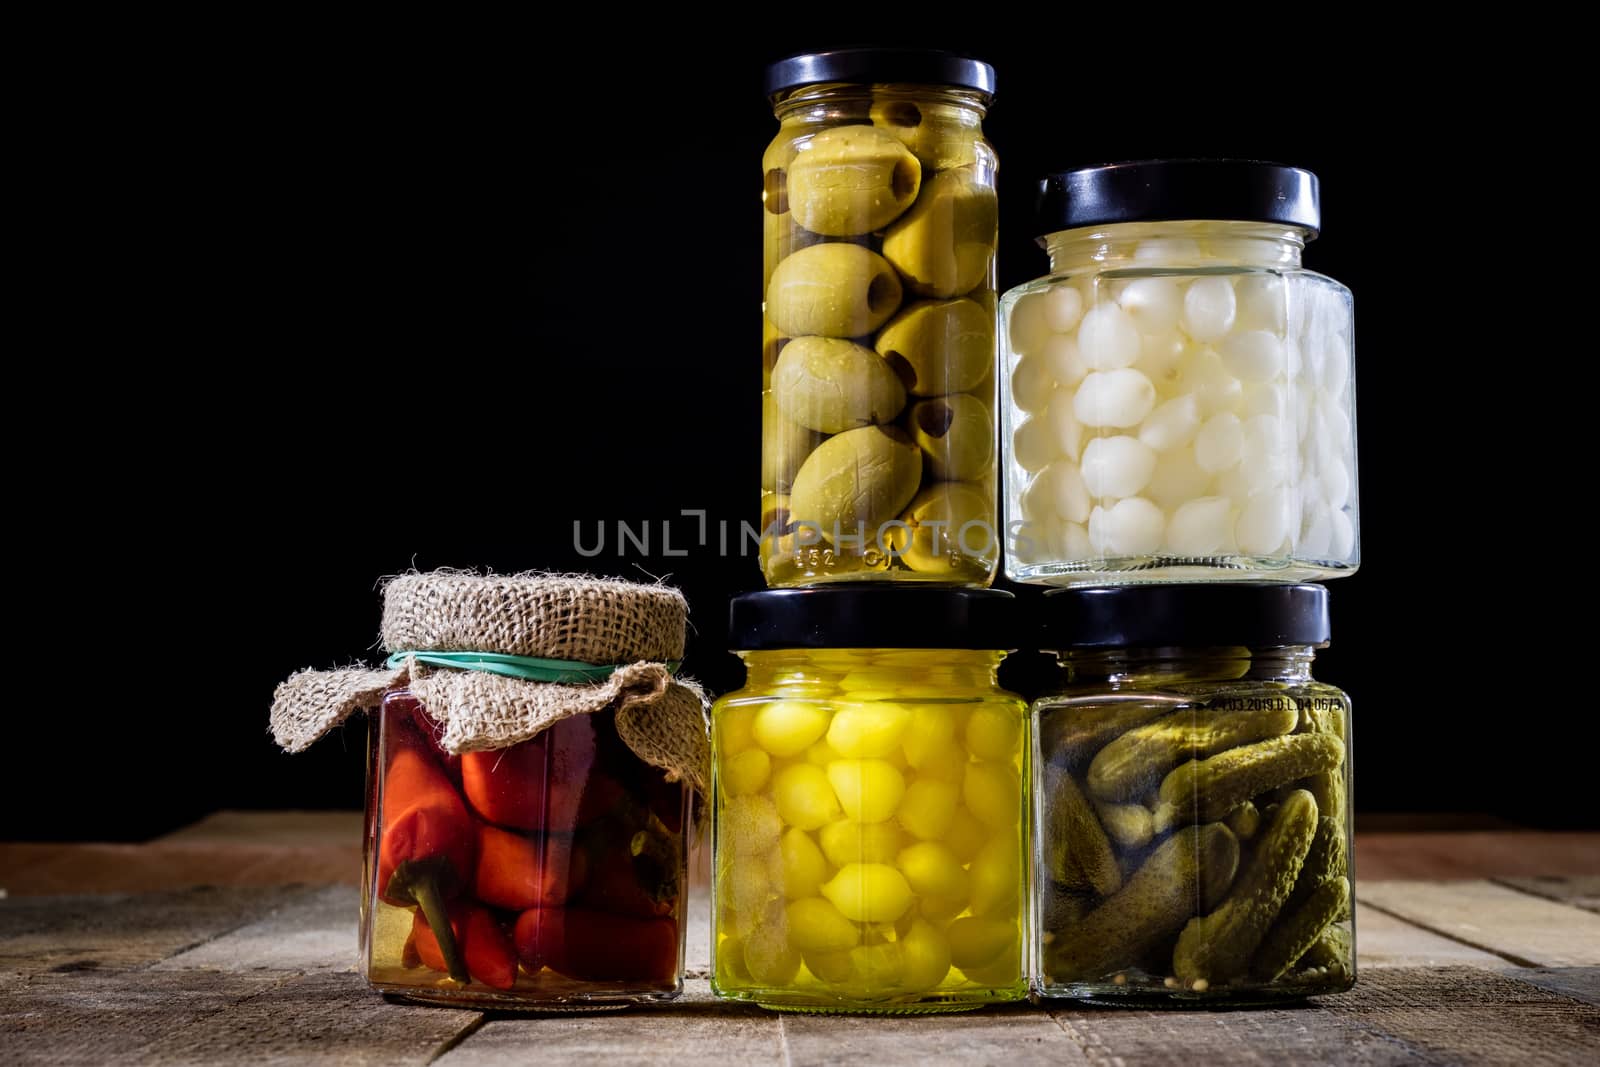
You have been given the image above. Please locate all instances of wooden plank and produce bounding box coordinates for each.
[0,885,318,975]
[0,968,288,1064]
[1319,965,1600,1066]
[1496,875,1600,914]
[435,997,780,1067]
[156,810,363,846]
[1046,1002,1428,1066]
[1360,880,1600,967]
[1355,833,1600,880]
[1511,967,1600,1008]
[1353,903,1511,970]
[784,1007,1095,1067]
[0,841,360,895]
[150,885,357,974]
[134,969,480,1066]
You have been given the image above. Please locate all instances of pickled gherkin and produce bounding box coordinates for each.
[712,622,1026,1012]
[1032,584,1354,1002]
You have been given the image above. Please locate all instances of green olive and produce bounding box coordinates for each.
[885,481,997,574]
[762,391,823,492]
[787,425,922,544]
[874,298,993,397]
[772,336,907,434]
[787,126,921,236]
[762,318,790,390]
[870,98,981,171]
[910,393,994,482]
[766,243,904,339]
[882,167,997,299]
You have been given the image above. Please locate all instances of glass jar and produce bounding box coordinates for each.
[760,49,1000,588]
[1000,161,1358,585]
[361,690,691,1007]
[1031,584,1353,1003]
[711,587,1029,1012]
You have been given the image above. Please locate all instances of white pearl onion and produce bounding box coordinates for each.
[1299,502,1333,557]
[1243,384,1290,420]
[1008,292,1053,355]
[1329,507,1356,558]
[1075,368,1157,428]
[1059,520,1092,559]
[1238,414,1293,491]
[1236,489,1291,554]
[1145,450,1212,511]
[1042,285,1085,333]
[1040,460,1091,523]
[1181,277,1236,342]
[1219,330,1286,383]
[1235,275,1287,333]
[1177,348,1243,416]
[1135,332,1187,386]
[1046,388,1084,461]
[1081,435,1157,498]
[1167,496,1237,555]
[1088,498,1165,555]
[1118,278,1182,335]
[1012,414,1060,472]
[1042,333,1088,386]
[1010,354,1056,413]
[1320,334,1352,396]
[1194,413,1244,473]
[1321,455,1351,507]
[1077,305,1143,370]
[1139,394,1202,452]
[1134,238,1202,263]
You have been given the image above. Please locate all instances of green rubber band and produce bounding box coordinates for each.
[385,650,681,684]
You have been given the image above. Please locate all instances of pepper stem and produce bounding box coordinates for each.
[389,859,469,983]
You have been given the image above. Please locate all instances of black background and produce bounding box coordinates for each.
[10,33,1575,841]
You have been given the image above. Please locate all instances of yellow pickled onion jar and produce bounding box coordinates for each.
[710,587,1028,1012]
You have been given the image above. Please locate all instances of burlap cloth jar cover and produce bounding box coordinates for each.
[269,572,709,793]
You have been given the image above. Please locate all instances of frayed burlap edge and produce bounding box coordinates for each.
[269,659,709,794]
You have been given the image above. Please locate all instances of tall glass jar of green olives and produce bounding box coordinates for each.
[712,587,1030,1012]
[1031,584,1353,1003]
[761,50,1000,588]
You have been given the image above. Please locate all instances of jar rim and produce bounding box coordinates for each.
[764,48,995,101]
[1039,583,1331,649]
[729,587,1016,651]
[1034,160,1320,239]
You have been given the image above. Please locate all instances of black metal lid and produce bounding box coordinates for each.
[764,49,995,100]
[1040,583,1330,650]
[1035,160,1320,238]
[730,586,1016,651]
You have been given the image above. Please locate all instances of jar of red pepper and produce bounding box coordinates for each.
[270,572,710,1009]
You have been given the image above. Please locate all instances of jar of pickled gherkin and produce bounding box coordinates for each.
[761,50,1000,588]
[1032,583,1353,1002]
[1001,160,1358,585]
[711,587,1029,1012]
[269,572,711,1009]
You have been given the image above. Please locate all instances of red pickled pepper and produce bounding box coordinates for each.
[410,906,518,991]
[514,908,678,983]
[376,715,479,983]
[474,823,589,911]
[460,716,625,832]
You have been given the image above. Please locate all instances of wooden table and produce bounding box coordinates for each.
[3,813,1598,1065]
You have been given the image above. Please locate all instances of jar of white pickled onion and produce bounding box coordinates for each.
[999,160,1358,585]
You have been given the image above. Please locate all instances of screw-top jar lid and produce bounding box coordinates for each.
[1040,583,1331,649]
[730,587,1015,650]
[1035,160,1320,238]
[764,48,996,100]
